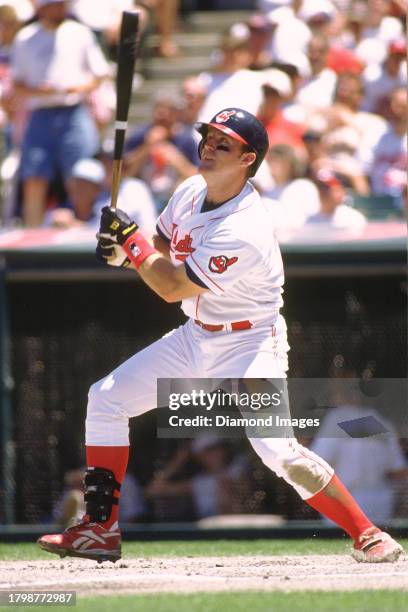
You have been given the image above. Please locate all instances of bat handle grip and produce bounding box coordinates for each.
[110,159,123,210]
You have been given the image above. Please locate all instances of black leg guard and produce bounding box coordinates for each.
[84,467,121,523]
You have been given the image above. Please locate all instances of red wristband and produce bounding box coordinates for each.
[122,232,157,270]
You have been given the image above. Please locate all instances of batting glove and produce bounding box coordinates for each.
[96,206,139,267]
[96,235,132,267]
[98,206,139,245]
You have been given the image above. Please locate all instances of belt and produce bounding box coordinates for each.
[194,319,253,332]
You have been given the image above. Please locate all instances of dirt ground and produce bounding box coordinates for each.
[0,555,407,595]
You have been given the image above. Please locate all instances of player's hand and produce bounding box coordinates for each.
[98,206,139,246]
[95,235,132,268]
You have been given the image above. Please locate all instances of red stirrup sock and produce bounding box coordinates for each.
[86,446,129,528]
[306,474,374,541]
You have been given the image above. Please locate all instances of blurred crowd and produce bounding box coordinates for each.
[0,0,406,236]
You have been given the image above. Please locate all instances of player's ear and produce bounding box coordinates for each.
[240,150,257,171]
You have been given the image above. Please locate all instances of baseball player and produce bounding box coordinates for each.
[38,108,403,564]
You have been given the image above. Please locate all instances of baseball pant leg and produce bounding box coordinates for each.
[248,437,334,499]
[201,316,334,498]
[86,324,198,446]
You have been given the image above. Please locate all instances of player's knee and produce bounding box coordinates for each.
[249,437,333,498]
[86,376,122,420]
[87,380,104,415]
[247,437,328,495]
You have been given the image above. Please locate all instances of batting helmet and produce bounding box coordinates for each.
[195,108,269,177]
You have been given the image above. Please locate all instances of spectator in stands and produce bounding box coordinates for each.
[301,118,328,179]
[319,127,370,195]
[47,155,157,235]
[134,0,181,58]
[277,58,313,126]
[369,86,407,200]
[296,33,337,112]
[0,4,20,63]
[262,144,320,234]
[300,2,365,76]
[305,168,367,230]
[246,13,274,70]
[118,472,147,523]
[52,468,86,527]
[197,24,261,120]
[69,1,119,135]
[325,72,387,173]
[145,438,252,520]
[362,38,407,115]
[257,68,304,151]
[46,158,106,228]
[311,385,408,525]
[179,75,207,128]
[10,0,109,226]
[97,145,157,235]
[70,0,135,59]
[0,0,34,22]
[334,2,366,54]
[124,90,198,211]
[0,5,22,150]
[264,3,312,62]
[354,0,403,67]
[73,0,182,59]
[298,0,337,38]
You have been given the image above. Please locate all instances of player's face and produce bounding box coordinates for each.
[199,127,254,177]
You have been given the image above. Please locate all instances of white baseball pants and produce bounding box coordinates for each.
[86,316,333,499]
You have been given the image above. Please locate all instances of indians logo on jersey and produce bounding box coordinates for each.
[172,227,196,261]
[215,110,236,123]
[208,255,238,274]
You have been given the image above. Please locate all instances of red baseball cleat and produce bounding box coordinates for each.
[37,521,121,563]
[352,527,404,563]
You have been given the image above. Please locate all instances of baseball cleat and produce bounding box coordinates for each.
[352,527,404,563]
[37,521,121,563]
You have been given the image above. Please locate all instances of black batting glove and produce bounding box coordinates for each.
[98,206,139,246]
[96,235,132,268]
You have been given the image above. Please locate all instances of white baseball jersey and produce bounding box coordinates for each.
[157,174,284,325]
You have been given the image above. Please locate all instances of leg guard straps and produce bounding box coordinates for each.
[84,467,121,523]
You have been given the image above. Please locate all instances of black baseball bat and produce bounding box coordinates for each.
[111,11,140,210]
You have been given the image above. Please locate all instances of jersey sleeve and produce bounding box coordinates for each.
[156,203,173,241]
[185,263,209,288]
[156,224,170,243]
[185,234,260,296]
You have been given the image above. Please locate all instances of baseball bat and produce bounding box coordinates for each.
[110,11,141,210]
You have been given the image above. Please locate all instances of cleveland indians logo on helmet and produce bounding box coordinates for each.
[208,255,238,274]
[215,110,236,123]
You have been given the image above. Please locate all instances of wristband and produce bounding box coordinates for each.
[122,232,157,270]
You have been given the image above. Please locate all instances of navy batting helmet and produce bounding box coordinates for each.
[195,108,269,177]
